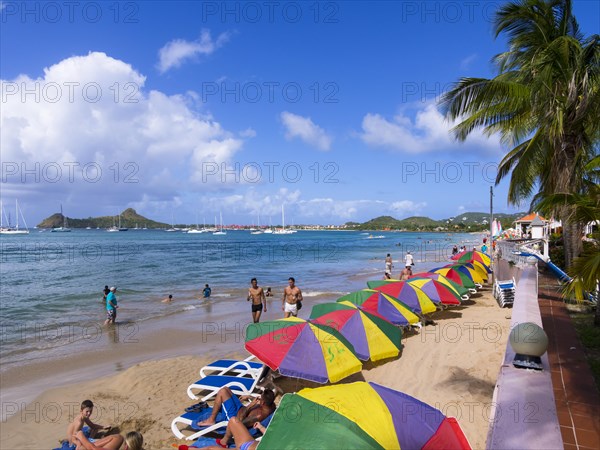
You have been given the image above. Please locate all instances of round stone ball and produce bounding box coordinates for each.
[509,322,548,356]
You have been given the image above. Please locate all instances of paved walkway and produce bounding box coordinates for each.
[538,273,600,450]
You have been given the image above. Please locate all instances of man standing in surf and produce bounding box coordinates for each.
[247,278,267,323]
[282,277,303,318]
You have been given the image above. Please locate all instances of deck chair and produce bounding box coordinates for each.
[494,277,516,308]
[199,356,264,379]
[187,373,265,401]
[172,401,275,441]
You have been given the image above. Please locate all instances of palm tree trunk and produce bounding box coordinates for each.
[561,217,584,270]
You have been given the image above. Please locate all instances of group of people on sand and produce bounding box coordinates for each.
[179,386,277,450]
[56,400,143,450]
[384,251,415,280]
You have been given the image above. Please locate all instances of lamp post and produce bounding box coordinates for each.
[490,186,494,285]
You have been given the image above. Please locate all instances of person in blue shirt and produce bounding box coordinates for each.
[203,284,211,299]
[104,287,118,326]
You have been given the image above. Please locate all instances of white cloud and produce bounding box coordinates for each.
[358,103,502,155]
[280,112,332,151]
[196,188,426,223]
[389,200,427,215]
[239,128,256,138]
[157,30,231,73]
[1,52,244,220]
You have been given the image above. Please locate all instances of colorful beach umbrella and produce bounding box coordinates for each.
[455,250,491,266]
[244,318,362,384]
[366,279,398,289]
[309,302,402,361]
[432,267,477,291]
[337,290,420,327]
[406,278,461,306]
[470,259,492,275]
[410,272,470,300]
[259,381,472,450]
[372,282,438,314]
[446,263,486,284]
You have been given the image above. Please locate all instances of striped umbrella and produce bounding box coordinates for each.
[245,318,361,384]
[309,302,402,361]
[446,263,486,284]
[372,282,438,314]
[337,290,420,327]
[454,250,491,266]
[258,381,472,449]
[432,267,478,291]
[406,278,462,305]
[410,272,470,300]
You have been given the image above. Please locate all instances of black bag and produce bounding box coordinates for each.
[296,300,303,310]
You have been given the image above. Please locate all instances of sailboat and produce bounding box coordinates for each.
[263,216,273,234]
[51,205,71,232]
[107,214,119,232]
[250,213,263,234]
[187,212,203,233]
[213,211,227,235]
[118,213,128,231]
[273,204,294,234]
[165,210,178,232]
[0,200,30,234]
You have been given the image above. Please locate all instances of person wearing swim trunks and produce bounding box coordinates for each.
[213,391,275,448]
[247,278,267,323]
[282,277,302,318]
[179,417,264,450]
[196,387,275,428]
[104,287,118,326]
[63,400,110,449]
[385,253,393,276]
[399,265,413,281]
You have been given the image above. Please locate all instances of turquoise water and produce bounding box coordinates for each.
[0,229,481,369]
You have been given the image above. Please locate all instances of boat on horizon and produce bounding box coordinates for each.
[0,199,30,235]
[273,204,294,234]
[213,211,227,235]
[250,213,263,234]
[51,205,71,232]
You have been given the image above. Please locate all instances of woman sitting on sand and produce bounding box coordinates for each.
[72,430,143,450]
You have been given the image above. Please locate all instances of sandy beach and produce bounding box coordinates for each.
[1,285,510,450]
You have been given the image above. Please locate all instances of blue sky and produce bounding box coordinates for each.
[2,1,599,226]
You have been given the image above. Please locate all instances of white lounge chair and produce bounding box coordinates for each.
[187,374,263,401]
[171,406,274,441]
[199,356,264,379]
[494,277,516,308]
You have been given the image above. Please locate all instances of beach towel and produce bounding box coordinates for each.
[53,427,93,450]
[190,437,235,448]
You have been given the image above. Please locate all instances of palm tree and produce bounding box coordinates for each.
[535,156,600,324]
[440,0,600,268]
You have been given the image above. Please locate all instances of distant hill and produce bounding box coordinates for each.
[357,216,404,230]
[397,216,443,230]
[351,212,525,231]
[37,208,169,229]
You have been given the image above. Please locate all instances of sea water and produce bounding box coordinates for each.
[0,229,482,371]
